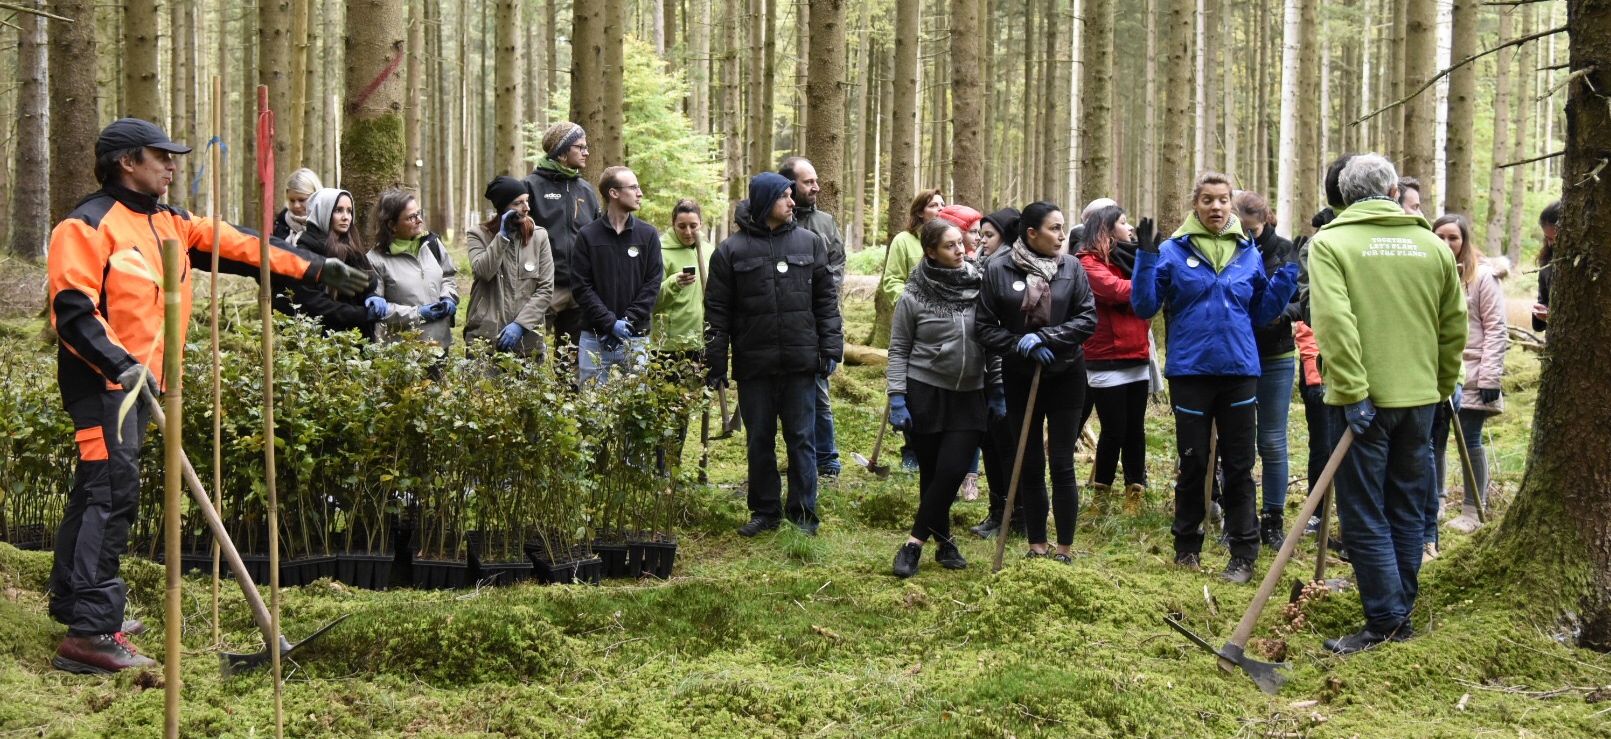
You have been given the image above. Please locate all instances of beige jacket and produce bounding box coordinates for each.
[1460,258,1510,414]
[464,223,555,356]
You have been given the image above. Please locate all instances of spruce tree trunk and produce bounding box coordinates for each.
[546,0,558,99]
[495,0,522,175]
[949,0,983,210]
[1400,0,1437,197]
[343,0,407,227]
[1489,0,1611,650]
[1079,0,1114,205]
[1385,0,1407,160]
[123,0,161,124]
[888,0,919,243]
[571,0,605,180]
[290,0,312,169]
[1141,0,1157,218]
[261,0,293,191]
[169,0,195,211]
[1444,0,1478,216]
[1483,7,1516,256]
[601,0,626,171]
[763,0,778,166]
[690,0,711,134]
[1193,0,1207,174]
[50,0,99,222]
[11,1,47,259]
[806,0,846,215]
[1157,0,1193,235]
[1295,0,1320,232]
[405,0,423,189]
[795,0,809,148]
[747,0,767,171]
[1505,6,1535,265]
[1275,0,1301,237]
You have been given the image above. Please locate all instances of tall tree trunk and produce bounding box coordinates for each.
[1400,0,1436,195]
[11,0,47,259]
[1141,0,1158,217]
[690,0,711,134]
[427,0,450,229]
[763,0,778,166]
[571,0,605,180]
[1079,0,1114,204]
[124,0,161,124]
[806,0,846,215]
[722,0,744,228]
[1157,0,1194,234]
[51,0,99,222]
[1294,0,1320,233]
[1275,0,1301,236]
[1385,0,1407,160]
[495,0,521,175]
[852,5,875,248]
[261,0,293,199]
[747,0,766,170]
[405,0,424,189]
[1193,0,1207,174]
[666,0,680,63]
[1049,0,1070,205]
[949,0,984,210]
[795,0,809,148]
[343,0,407,227]
[889,0,919,243]
[170,0,195,211]
[1443,0,1478,216]
[1504,6,1535,265]
[289,0,312,168]
[1483,8,1516,257]
[546,0,558,101]
[601,0,626,171]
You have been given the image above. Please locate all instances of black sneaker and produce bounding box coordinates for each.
[893,542,922,578]
[1324,627,1396,654]
[737,515,781,537]
[1024,549,1049,559]
[1221,557,1254,584]
[1051,553,1074,565]
[934,540,967,569]
[969,517,1001,540]
[1174,552,1201,570]
[1260,511,1286,551]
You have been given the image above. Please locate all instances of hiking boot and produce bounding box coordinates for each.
[53,633,157,675]
[1422,541,1440,564]
[1445,508,1482,535]
[121,619,146,637]
[1323,626,1407,655]
[1024,549,1050,560]
[900,447,919,473]
[1174,552,1201,570]
[737,515,781,537]
[934,540,967,570]
[1260,511,1286,551]
[969,516,1001,540]
[893,542,922,578]
[1221,557,1255,584]
[1087,483,1113,517]
[1122,484,1146,516]
[1051,553,1074,565]
[958,473,981,502]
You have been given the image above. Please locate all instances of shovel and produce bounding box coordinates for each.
[141,386,349,675]
[1166,428,1356,694]
[1447,398,1487,523]
[992,366,1043,572]
[712,388,741,439]
[850,406,893,477]
[1202,423,1220,534]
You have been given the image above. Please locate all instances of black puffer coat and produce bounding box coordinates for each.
[974,245,1097,378]
[1252,227,1301,358]
[271,224,381,340]
[704,203,843,382]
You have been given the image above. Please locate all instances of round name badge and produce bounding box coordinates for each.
[523,261,536,272]
[776,261,789,273]
[1012,280,1026,292]
[1186,257,1201,269]
[627,246,640,258]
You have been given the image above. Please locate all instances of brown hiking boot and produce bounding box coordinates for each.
[53,633,157,675]
[1087,483,1113,517]
[1122,484,1146,516]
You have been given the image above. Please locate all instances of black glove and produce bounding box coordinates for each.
[1479,387,1501,404]
[1135,217,1159,254]
[1301,382,1326,405]
[1291,236,1309,266]
[318,259,371,296]
[705,373,728,390]
[116,363,151,395]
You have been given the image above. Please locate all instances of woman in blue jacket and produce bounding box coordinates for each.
[1131,172,1300,583]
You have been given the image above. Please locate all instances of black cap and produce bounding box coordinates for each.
[95,118,192,158]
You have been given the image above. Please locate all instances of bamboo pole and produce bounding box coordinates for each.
[208,75,224,649]
[162,237,184,738]
[254,84,285,739]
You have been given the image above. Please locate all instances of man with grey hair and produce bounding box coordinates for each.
[1306,153,1467,654]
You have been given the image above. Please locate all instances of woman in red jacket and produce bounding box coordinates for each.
[1076,205,1153,514]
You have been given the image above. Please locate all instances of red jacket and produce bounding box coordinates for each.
[1078,252,1151,364]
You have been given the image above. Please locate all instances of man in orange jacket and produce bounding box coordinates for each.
[45,118,369,674]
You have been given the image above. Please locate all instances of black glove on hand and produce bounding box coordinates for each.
[116,363,151,395]
[1136,218,1159,254]
[319,259,371,296]
[1479,387,1501,404]
[1291,235,1310,265]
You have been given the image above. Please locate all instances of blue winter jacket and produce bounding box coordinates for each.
[1131,233,1300,378]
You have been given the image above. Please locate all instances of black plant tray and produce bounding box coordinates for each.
[474,559,534,585]
[593,542,631,578]
[279,555,338,587]
[5,523,49,551]
[412,558,471,590]
[155,552,272,584]
[628,539,678,580]
[529,554,603,585]
[336,552,394,590]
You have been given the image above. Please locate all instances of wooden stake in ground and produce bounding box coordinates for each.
[161,237,184,738]
[208,74,224,649]
[254,85,285,739]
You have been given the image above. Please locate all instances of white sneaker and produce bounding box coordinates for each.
[1445,511,1482,535]
[1422,542,1440,564]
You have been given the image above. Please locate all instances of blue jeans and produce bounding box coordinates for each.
[1330,403,1435,634]
[1256,356,1295,514]
[738,372,819,523]
[814,374,840,473]
[578,331,648,386]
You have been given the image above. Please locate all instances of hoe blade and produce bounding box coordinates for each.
[221,615,350,677]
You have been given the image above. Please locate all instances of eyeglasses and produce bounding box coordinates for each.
[571,144,590,153]
[404,212,425,223]
[617,184,643,193]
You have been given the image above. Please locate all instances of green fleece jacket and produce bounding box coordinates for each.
[1307,198,1467,408]
[877,231,923,313]
[1172,212,1243,272]
[652,238,711,351]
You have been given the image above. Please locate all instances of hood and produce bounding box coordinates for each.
[1173,211,1245,241]
[1318,198,1434,233]
[305,187,351,235]
[733,198,797,238]
[1481,255,1512,280]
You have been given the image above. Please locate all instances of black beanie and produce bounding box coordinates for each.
[485,175,526,213]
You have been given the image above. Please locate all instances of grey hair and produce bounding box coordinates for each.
[1338,154,1399,205]
[285,167,323,196]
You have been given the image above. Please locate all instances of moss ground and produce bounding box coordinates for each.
[2,285,1607,737]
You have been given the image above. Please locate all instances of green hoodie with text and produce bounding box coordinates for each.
[1307,198,1466,408]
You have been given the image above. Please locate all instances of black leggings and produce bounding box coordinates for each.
[1168,376,1259,560]
[909,429,984,543]
[1090,380,1149,486]
[1004,367,1084,546]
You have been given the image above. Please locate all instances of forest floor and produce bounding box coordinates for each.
[2,261,1608,737]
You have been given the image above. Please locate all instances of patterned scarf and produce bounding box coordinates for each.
[906,258,981,315]
[1009,238,1061,328]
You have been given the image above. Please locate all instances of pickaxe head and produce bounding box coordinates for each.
[850,452,890,478]
[221,615,350,677]
[1216,643,1290,694]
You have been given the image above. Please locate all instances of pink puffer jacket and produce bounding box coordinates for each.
[1460,258,1510,414]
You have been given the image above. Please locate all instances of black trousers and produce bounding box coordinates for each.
[1168,376,1260,560]
[1004,364,1085,546]
[1090,380,1150,487]
[49,390,150,636]
[909,429,983,543]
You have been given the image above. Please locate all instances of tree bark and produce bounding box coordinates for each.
[405,0,424,189]
[1275,0,1301,237]
[50,0,99,222]
[571,0,605,180]
[261,0,293,193]
[601,0,626,172]
[1505,5,1535,265]
[1400,0,1437,199]
[343,0,407,227]
[763,0,778,166]
[1157,0,1193,235]
[1079,0,1114,205]
[1384,0,1407,160]
[888,0,919,244]
[123,0,161,124]
[1141,0,1158,218]
[169,0,196,211]
[806,0,846,215]
[1483,7,1515,257]
[949,0,983,210]
[690,0,711,134]
[1193,0,1207,174]
[1443,0,1478,216]
[546,0,558,100]
[747,0,766,170]
[289,0,312,169]
[795,0,809,148]
[11,0,47,259]
[495,0,522,175]
[1295,0,1320,233]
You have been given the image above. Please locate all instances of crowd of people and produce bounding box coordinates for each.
[41,113,1560,674]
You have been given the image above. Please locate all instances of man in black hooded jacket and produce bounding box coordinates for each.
[705,172,843,536]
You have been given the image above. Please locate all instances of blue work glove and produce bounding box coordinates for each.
[611,319,633,340]
[1030,346,1056,366]
[364,295,389,320]
[986,384,1007,422]
[1276,261,1300,283]
[417,302,446,322]
[888,394,913,431]
[1015,332,1044,357]
[497,321,526,350]
[819,357,838,378]
[442,297,458,316]
[500,210,523,237]
[1479,387,1500,404]
[1345,398,1376,436]
[1449,383,1463,413]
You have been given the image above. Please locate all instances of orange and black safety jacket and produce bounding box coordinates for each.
[47,183,330,404]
